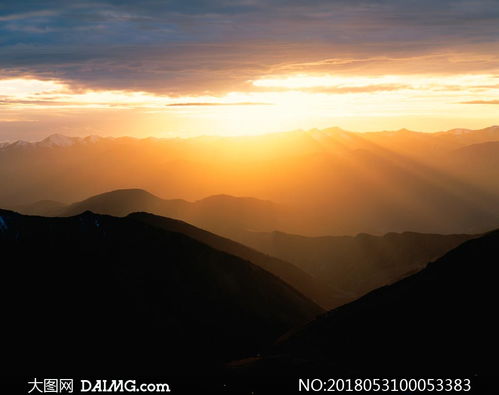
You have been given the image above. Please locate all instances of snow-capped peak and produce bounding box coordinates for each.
[39,134,80,147]
[0,133,107,150]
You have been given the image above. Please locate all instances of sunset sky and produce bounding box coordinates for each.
[1,0,498,140]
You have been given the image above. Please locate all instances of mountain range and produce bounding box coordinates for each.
[2,126,499,235]
[2,126,499,152]
[10,188,483,310]
[14,188,288,236]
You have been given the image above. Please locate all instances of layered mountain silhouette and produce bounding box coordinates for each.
[0,209,321,374]
[13,189,483,308]
[14,188,287,237]
[234,230,476,303]
[2,126,497,389]
[3,126,499,235]
[127,212,338,309]
[231,229,498,384]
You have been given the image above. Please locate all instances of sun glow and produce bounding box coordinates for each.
[0,78,63,96]
[251,73,499,90]
[1,73,499,137]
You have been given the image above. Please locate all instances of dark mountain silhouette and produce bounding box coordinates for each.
[0,209,321,375]
[234,230,476,303]
[128,212,339,309]
[231,229,499,383]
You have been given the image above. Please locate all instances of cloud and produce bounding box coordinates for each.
[460,100,499,104]
[167,102,272,106]
[0,1,497,95]
[277,84,412,94]
[0,117,37,122]
[0,10,57,22]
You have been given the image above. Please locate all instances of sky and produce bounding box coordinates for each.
[0,0,499,140]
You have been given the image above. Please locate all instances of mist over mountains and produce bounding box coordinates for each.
[235,229,476,303]
[15,188,287,237]
[2,126,499,235]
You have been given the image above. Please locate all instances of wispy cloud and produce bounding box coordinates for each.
[167,102,272,106]
[460,100,499,104]
[0,10,57,22]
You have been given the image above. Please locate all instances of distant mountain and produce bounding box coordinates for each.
[0,209,321,374]
[436,125,499,144]
[440,141,499,195]
[233,230,476,302]
[449,141,499,168]
[128,212,339,309]
[15,188,287,235]
[62,188,190,217]
[3,127,499,235]
[7,126,498,153]
[231,229,499,384]
[37,133,80,147]
[0,133,105,149]
[313,125,499,158]
[58,189,286,236]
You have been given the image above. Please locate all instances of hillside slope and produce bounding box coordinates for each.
[0,209,322,374]
[233,229,499,382]
[128,212,341,309]
[235,230,476,302]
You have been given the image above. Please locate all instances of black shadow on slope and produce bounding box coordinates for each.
[0,209,321,377]
[227,229,499,392]
[127,211,339,309]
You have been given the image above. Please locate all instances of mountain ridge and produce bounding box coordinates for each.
[2,125,499,148]
[0,208,322,374]
[11,188,289,237]
[229,228,499,384]
[231,228,477,304]
[128,211,339,309]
